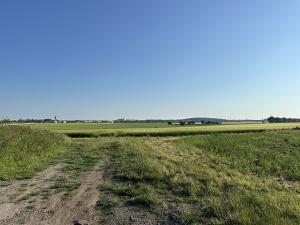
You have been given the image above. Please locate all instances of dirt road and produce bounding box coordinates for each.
[0,162,103,225]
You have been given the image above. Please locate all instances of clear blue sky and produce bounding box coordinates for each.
[1,1,300,120]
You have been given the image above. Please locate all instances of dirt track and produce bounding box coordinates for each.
[0,162,103,225]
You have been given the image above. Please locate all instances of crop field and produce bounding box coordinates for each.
[1,125,300,225]
[30,122,300,137]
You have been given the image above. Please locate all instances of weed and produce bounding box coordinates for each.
[0,126,69,180]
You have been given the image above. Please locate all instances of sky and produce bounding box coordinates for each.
[1,0,300,120]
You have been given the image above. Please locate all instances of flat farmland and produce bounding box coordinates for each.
[2,125,300,224]
[29,122,300,137]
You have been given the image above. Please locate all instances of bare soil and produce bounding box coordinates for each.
[0,162,103,225]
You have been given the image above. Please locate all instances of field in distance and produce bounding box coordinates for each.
[29,122,300,137]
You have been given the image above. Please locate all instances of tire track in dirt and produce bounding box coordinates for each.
[0,162,104,225]
[0,163,65,221]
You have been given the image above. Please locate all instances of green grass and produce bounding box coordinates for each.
[30,122,300,137]
[3,123,300,224]
[178,130,300,180]
[30,122,171,131]
[49,139,108,197]
[101,131,300,225]
[96,195,121,215]
[0,125,69,180]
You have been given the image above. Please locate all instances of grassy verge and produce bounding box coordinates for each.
[178,130,300,180]
[65,128,268,138]
[101,131,300,225]
[0,126,69,180]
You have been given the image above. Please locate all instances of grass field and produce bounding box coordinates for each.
[2,124,300,224]
[102,131,300,224]
[30,122,300,137]
[0,126,69,180]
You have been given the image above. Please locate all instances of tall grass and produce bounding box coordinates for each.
[179,130,300,180]
[0,126,69,180]
[102,132,300,224]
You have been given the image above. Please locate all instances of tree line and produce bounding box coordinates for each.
[267,116,300,123]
